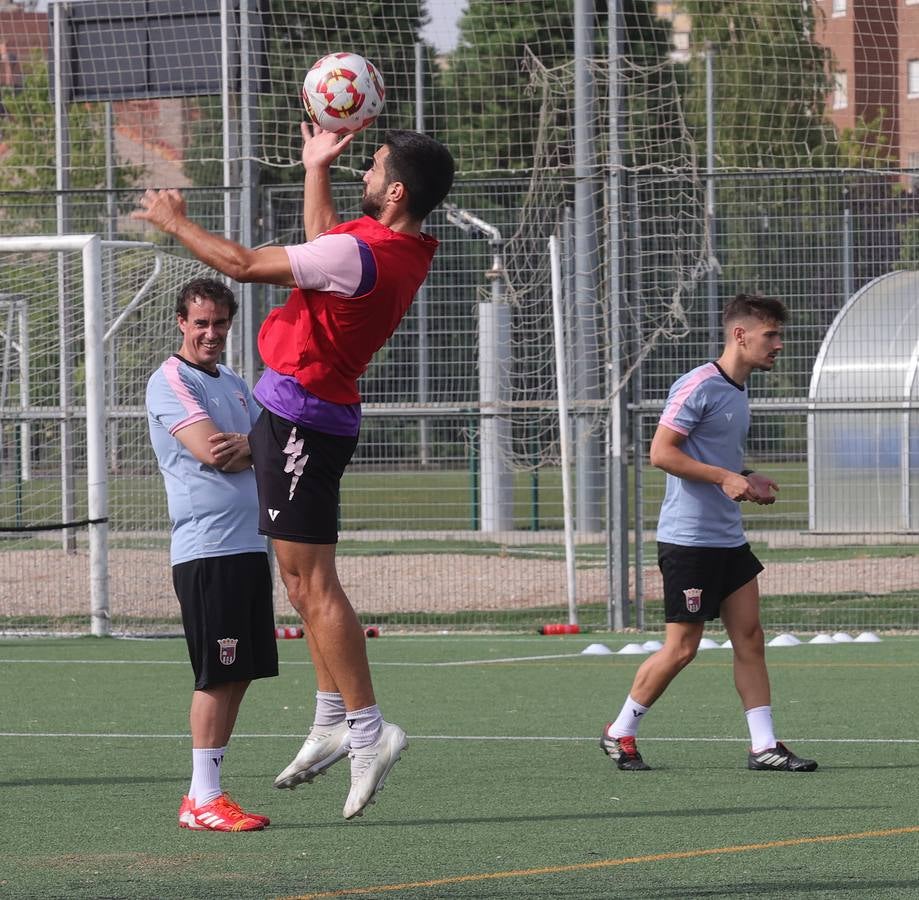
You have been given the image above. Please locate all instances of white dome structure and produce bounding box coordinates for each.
[808,271,919,532]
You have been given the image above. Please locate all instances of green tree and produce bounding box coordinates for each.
[0,51,140,233]
[680,1,835,169]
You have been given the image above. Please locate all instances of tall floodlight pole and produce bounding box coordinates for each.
[415,42,431,465]
[220,0,238,369]
[239,0,258,384]
[705,43,719,360]
[52,1,76,553]
[607,0,629,629]
[573,0,604,533]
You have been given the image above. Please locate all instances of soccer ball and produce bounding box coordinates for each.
[301,52,385,135]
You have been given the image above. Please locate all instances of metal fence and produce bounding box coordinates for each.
[0,165,917,635]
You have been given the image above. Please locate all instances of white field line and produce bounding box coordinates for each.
[0,653,586,666]
[0,731,917,744]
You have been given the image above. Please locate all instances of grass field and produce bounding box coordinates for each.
[2,634,918,899]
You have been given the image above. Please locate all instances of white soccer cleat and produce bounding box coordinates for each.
[273,720,351,790]
[343,721,407,819]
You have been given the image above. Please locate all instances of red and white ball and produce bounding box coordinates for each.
[302,52,385,135]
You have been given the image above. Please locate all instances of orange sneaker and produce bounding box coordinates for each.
[178,793,265,832]
[223,793,270,827]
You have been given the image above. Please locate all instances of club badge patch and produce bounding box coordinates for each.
[683,588,703,613]
[218,637,238,665]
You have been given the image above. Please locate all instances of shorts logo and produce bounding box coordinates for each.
[217,637,238,666]
[683,588,703,613]
[268,508,280,521]
[283,427,309,501]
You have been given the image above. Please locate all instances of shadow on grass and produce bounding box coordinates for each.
[267,802,888,830]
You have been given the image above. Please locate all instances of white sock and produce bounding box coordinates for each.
[314,691,346,727]
[189,746,225,806]
[745,705,777,753]
[608,695,650,738]
[346,704,383,750]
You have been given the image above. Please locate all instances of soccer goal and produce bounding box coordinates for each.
[0,235,217,636]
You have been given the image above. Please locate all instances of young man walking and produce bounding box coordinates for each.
[601,294,817,774]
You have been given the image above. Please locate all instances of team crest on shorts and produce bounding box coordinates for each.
[683,588,703,613]
[218,637,238,666]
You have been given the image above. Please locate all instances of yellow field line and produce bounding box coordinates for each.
[281,825,919,900]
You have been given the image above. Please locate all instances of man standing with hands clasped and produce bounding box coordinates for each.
[600,294,817,774]
[147,278,278,832]
[135,123,454,818]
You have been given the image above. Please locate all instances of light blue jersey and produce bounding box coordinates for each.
[656,362,750,547]
[146,355,265,565]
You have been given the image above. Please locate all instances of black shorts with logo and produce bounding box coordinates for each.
[657,542,764,623]
[248,408,359,544]
[172,551,278,690]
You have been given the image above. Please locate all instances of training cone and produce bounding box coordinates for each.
[767,633,801,647]
[581,643,614,655]
[618,642,648,655]
[854,631,881,643]
[698,637,721,650]
[809,633,835,644]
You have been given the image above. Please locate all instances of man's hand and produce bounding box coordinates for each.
[720,471,779,504]
[745,472,779,505]
[302,120,355,171]
[132,188,187,234]
[208,431,251,472]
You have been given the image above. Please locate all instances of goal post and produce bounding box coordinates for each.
[0,234,110,636]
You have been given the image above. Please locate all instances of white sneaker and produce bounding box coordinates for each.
[343,721,407,819]
[273,721,351,790]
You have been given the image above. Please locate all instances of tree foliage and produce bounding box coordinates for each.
[0,51,140,232]
[680,1,836,169]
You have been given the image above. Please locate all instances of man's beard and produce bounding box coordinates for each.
[361,190,383,220]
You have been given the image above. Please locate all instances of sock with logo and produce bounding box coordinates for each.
[189,746,225,807]
[314,690,346,727]
[346,704,383,750]
[608,695,650,739]
[745,705,777,754]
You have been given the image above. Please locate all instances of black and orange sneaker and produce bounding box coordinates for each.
[600,725,651,771]
[747,742,817,772]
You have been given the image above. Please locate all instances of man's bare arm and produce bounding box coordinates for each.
[649,423,754,502]
[132,189,295,286]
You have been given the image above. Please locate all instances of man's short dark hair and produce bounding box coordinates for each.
[723,293,787,328]
[383,130,455,221]
[176,278,238,320]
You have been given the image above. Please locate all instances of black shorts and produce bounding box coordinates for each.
[248,408,358,544]
[657,542,764,623]
[172,552,278,690]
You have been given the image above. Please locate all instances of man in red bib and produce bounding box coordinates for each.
[135,123,454,820]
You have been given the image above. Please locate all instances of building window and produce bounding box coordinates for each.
[909,60,919,98]
[833,72,848,110]
[832,0,846,14]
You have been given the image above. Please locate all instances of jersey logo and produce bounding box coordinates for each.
[268,509,280,521]
[217,637,238,665]
[283,427,309,501]
[234,390,248,411]
[210,397,221,407]
[725,412,733,421]
[683,588,703,613]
